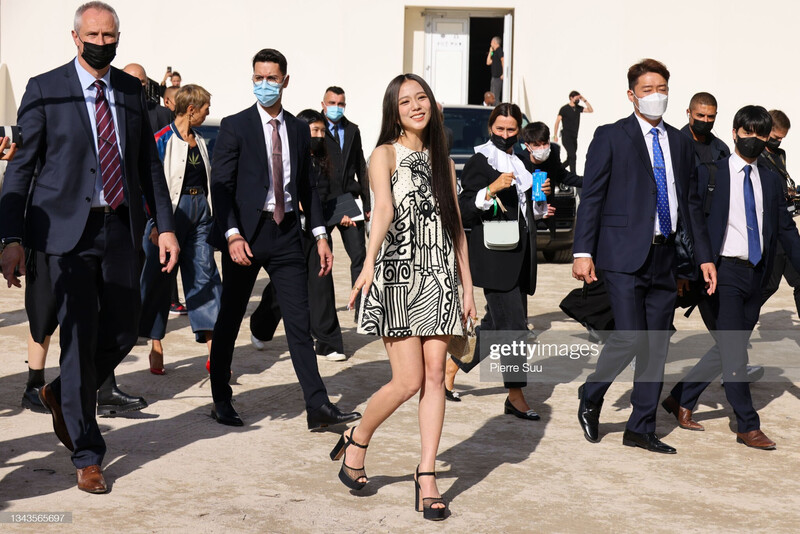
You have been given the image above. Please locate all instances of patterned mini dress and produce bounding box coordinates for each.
[358,142,463,337]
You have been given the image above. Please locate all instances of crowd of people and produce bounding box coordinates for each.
[1,1,799,522]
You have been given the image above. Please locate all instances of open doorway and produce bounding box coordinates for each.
[468,17,505,105]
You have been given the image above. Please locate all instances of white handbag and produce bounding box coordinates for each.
[483,196,520,250]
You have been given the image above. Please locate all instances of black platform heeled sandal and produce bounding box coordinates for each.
[329,427,368,490]
[414,465,448,521]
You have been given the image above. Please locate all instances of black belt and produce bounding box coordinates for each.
[720,256,756,268]
[652,233,676,245]
[182,186,206,195]
[260,210,296,222]
[89,206,113,214]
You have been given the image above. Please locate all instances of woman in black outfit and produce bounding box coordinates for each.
[456,103,552,419]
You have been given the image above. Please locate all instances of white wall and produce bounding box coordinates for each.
[2,0,800,176]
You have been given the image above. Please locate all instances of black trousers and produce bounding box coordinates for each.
[210,213,329,410]
[249,233,344,355]
[329,220,367,317]
[671,260,762,433]
[454,286,529,388]
[47,208,140,468]
[25,249,59,343]
[457,236,532,389]
[760,244,800,315]
[561,132,578,173]
[583,244,676,434]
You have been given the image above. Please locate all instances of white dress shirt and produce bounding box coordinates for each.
[720,153,764,260]
[74,57,122,207]
[257,105,293,213]
[635,114,678,237]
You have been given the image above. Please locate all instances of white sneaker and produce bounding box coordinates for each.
[251,334,267,351]
[319,351,346,362]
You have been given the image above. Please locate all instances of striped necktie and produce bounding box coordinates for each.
[93,80,124,209]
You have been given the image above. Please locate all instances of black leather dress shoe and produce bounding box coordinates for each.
[22,385,48,413]
[307,401,362,430]
[622,429,677,454]
[577,384,602,443]
[504,397,540,420]
[211,401,244,426]
[96,386,148,417]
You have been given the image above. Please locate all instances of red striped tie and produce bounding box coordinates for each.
[93,80,124,209]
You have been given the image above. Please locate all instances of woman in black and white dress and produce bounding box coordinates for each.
[330,73,476,521]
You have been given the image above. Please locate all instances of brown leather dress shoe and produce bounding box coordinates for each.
[736,429,776,450]
[661,395,704,431]
[38,383,74,451]
[76,465,108,493]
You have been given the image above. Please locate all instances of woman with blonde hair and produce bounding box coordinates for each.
[140,84,221,374]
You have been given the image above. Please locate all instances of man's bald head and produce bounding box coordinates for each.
[163,86,179,111]
[123,63,147,86]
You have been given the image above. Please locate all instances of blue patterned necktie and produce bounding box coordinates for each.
[743,164,762,265]
[650,128,671,236]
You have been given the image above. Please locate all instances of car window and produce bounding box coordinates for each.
[195,124,219,159]
[444,108,492,155]
[444,108,530,156]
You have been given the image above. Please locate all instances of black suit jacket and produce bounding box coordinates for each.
[147,102,174,132]
[324,116,370,212]
[0,61,173,254]
[573,113,712,273]
[459,153,537,294]
[209,104,324,248]
[701,157,800,284]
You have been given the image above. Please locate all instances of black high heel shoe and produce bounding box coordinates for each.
[414,465,448,521]
[329,427,368,490]
[504,397,540,421]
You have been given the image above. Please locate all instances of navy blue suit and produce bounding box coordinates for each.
[0,61,173,468]
[671,157,800,432]
[574,113,712,434]
[208,104,329,410]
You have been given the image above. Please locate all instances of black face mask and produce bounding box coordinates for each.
[80,39,117,70]
[736,135,767,159]
[491,133,518,152]
[690,120,714,137]
[766,137,782,151]
[310,136,325,154]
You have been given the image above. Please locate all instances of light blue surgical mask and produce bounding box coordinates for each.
[253,79,283,107]
[326,105,344,122]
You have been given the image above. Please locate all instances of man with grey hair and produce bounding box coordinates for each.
[0,1,178,493]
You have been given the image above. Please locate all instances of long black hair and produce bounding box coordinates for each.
[375,73,462,249]
[297,108,332,178]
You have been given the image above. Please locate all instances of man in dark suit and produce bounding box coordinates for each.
[320,86,370,318]
[664,106,800,450]
[0,2,178,493]
[680,92,730,167]
[208,48,360,429]
[572,58,716,453]
[123,63,173,131]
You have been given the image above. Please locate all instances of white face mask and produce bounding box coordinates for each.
[529,144,551,162]
[635,93,668,120]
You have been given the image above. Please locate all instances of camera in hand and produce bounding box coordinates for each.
[0,125,22,149]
